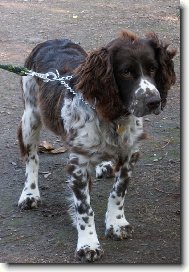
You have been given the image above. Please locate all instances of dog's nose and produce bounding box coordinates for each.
[146,97,161,110]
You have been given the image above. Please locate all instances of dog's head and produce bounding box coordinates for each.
[75,30,177,121]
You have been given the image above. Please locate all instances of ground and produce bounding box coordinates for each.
[0,0,180,264]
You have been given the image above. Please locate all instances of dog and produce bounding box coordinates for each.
[17,30,176,262]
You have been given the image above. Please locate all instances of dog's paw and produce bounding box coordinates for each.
[106,224,134,240]
[95,161,114,179]
[18,195,41,210]
[76,244,104,262]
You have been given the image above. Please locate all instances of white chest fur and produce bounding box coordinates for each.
[61,98,144,162]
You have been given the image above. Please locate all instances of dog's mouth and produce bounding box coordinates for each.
[128,95,162,117]
[129,104,162,117]
[152,106,161,115]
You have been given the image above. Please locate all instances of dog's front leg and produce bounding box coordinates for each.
[67,154,104,262]
[105,152,140,240]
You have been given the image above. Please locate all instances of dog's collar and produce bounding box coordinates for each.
[26,69,96,110]
[113,117,128,137]
[0,65,96,109]
[116,123,127,136]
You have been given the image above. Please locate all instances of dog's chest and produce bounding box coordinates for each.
[61,98,143,159]
[72,115,143,160]
[97,116,144,158]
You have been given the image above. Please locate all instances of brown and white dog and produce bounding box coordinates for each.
[17,30,176,262]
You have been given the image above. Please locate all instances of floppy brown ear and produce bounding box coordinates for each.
[75,48,125,121]
[146,32,177,109]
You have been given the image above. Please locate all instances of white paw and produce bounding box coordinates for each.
[95,161,114,179]
[76,242,104,262]
[76,223,103,262]
[18,188,41,210]
[105,215,133,240]
[106,223,134,240]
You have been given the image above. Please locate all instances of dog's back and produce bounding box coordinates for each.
[25,39,87,74]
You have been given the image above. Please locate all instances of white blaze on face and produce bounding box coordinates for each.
[140,78,158,93]
[130,77,161,117]
[135,78,160,97]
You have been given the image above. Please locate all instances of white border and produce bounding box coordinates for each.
[1,1,184,272]
[182,0,189,271]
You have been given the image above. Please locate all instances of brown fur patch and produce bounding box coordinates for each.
[130,152,140,164]
[39,84,66,136]
[24,39,87,136]
[137,132,149,141]
[17,122,27,159]
[75,48,127,121]
[145,32,177,109]
[66,164,76,175]
[118,29,139,42]
[71,146,90,156]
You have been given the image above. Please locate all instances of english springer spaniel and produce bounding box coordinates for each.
[17,30,176,262]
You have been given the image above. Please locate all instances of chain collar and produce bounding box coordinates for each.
[26,69,96,110]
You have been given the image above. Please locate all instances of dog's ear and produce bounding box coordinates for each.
[146,32,177,109]
[75,48,124,120]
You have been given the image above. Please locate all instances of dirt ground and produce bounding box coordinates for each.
[0,0,180,264]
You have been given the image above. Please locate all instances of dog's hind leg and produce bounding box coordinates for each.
[17,76,42,209]
[95,161,114,179]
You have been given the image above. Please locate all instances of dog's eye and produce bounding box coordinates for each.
[149,65,157,74]
[122,69,132,78]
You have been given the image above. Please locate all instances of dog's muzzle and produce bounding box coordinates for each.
[130,78,161,117]
[146,96,161,115]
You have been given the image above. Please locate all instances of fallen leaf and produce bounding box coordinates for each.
[40,140,54,150]
[50,146,67,154]
[38,141,54,153]
[38,141,67,154]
